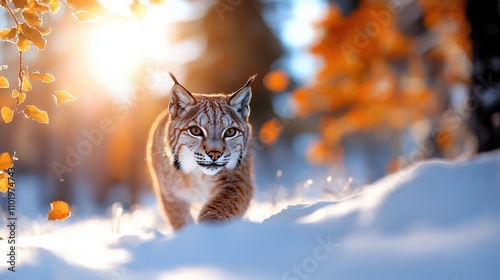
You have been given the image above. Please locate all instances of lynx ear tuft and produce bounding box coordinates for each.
[229,74,256,118]
[168,72,180,85]
[168,73,195,117]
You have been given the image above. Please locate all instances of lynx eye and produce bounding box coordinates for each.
[189,126,204,137]
[224,128,237,138]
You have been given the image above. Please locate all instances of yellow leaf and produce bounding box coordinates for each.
[53,90,76,106]
[22,8,42,27]
[28,71,42,81]
[1,107,13,123]
[6,28,18,42]
[17,92,26,105]
[49,0,60,13]
[66,0,106,18]
[16,33,30,52]
[0,27,17,41]
[36,26,52,36]
[0,173,10,193]
[29,72,54,83]
[12,0,28,9]
[72,10,99,22]
[29,1,50,13]
[0,152,14,170]
[66,0,91,10]
[0,76,9,88]
[22,76,32,92]
[42,73,55,83]
[23,105,49,124]
[0,29,9,38]
[47,200,71,221]
[12,89,20,98]
[19,23,46,50]
[1,28,18,41]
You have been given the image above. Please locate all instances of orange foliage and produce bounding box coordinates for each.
[435,129,454,151]
[264,70,289,93]
[259,118,284,146]
[307,140,344,165]
[47,200,71,221]
[0,152,14,170]
[284,0,470,165]
[0,173,10,193]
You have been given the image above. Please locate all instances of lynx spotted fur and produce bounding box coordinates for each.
[147,73,255,230]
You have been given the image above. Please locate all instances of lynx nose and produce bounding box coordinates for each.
[207,150,222,161]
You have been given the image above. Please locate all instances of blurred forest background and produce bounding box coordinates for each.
[1,0,499,213]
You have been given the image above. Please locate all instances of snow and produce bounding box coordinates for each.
[1,151,500,280]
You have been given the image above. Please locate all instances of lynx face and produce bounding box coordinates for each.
[166,76,254,176]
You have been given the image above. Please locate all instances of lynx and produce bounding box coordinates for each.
[147,73,255,230]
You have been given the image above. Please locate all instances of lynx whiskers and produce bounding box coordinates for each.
[147,73,256,230]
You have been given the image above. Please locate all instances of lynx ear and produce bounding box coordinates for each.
[168,72,195,118]
[229,74,256,118]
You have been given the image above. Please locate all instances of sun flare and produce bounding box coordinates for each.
[87,4,173,95]
[89,22,142,92]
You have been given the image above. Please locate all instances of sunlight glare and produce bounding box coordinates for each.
[88,4,174,96]
[89,22,142,94]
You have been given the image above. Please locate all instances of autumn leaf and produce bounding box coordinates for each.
[65,0,106,21]
[23,105,49,124]
[12,0,28,9]
[6,28,18,41]
[436,129,453,151]
[42,73,55,83]
[66,0,106,14]
[11,89,20,98]
[259,118,284,146]
[19,23,46,50]
[0,76,9,88]
[16,33,30,52]
[1,106,14,123]
[17,92,26,105]
[29,1,50,13]
[49,0,60,13]
[53,90,76,106]
[306,140,344,165]
[36,26,52,36]
[72,10,99,22]
[264,70,289,93]
[0,28,18,42]
[0,152,14,170]
[29,72,55,83]
[0,173,10,193]
[22,75,32,91]
[22,8,43,27]
[0,29,10,38]
[47,200,71,221]
[28,72,42,80]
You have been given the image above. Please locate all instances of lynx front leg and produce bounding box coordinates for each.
[198,183,253,224]
[159,192,193,230]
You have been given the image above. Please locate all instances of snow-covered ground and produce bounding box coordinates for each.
[1,151,500,280]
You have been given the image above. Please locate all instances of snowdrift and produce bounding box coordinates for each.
[1,151,499,279]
